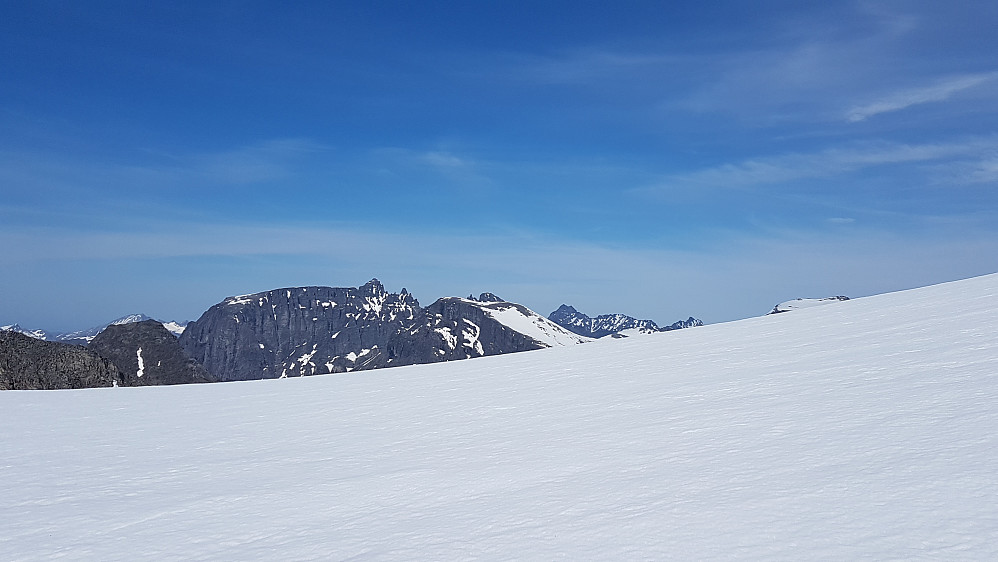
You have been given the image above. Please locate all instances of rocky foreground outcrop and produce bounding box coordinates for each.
[0,331,126,390]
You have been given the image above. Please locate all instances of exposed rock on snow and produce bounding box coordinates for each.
[769,295,850,314]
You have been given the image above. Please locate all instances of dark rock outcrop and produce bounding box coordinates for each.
[88,320,214,386]
[180,280,421,381]
[1,331,127,390]
[549,304,702,338]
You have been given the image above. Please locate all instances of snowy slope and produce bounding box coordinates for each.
[2,274,998,559]
[466,298,592,347]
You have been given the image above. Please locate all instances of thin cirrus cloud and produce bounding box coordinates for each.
[845,72,998,122]
[639,137,998,192]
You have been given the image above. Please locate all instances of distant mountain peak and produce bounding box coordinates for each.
[550,305,702,338]
[3,314,188,345]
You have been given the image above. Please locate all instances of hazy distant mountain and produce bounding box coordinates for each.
[549,304,702,338]
[2,314,189,346]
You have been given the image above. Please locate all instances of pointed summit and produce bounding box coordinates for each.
[362,278,385,293]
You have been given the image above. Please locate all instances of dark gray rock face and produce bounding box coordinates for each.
[179,280,554,382]
[180,280,417,381]
[549,304,702,338]
[88,320,213,386]
[0,331,126,390]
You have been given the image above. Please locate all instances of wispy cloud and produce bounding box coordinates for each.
[0,138,330,200]
[846,72,998,122]
[641,138,998,192]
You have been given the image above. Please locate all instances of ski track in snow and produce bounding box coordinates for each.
[2,274,998,559]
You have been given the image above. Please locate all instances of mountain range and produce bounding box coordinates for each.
[178,280,592,382]
[2,279,701,389]
[548,304,703,338]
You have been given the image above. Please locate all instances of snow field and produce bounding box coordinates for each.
[1,274,997,559]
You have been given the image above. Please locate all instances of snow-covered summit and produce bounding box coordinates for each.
[0,324,50,340]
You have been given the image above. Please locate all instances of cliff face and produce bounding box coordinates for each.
[0,331,126,390]
[179,280,422,381]
[88,320,214,386]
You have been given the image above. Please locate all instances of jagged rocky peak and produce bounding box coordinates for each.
[362,278,386,295]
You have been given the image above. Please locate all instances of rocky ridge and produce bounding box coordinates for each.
[0,331,129,390]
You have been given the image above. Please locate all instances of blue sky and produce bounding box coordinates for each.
[2,1,998,331]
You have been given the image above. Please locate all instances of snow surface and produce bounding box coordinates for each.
[3,274,998,559]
